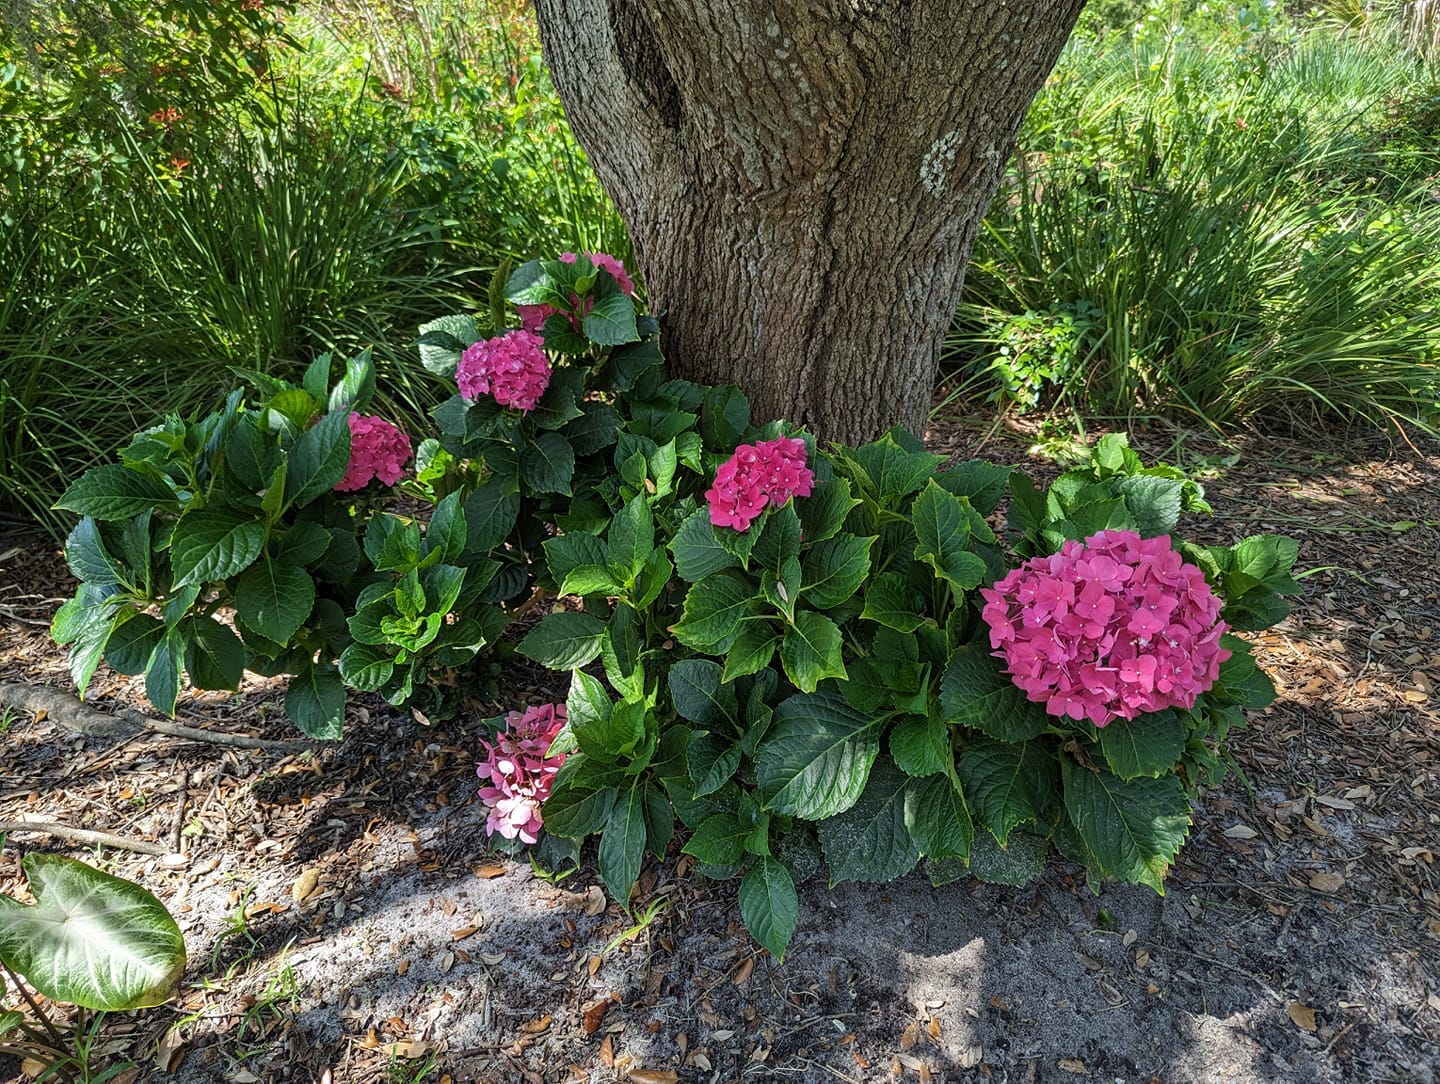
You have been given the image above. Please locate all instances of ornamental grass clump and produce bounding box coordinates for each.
[704,436,814,531]
[980,529,1230,726]
[334,413,412,492]
[477,704,569,845]
[457,329,552,411]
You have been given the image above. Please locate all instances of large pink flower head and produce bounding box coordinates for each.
[979,529,1231,728]
[705,436,814,532]
[477,703,568,845]
[457,329,551,412]
[518,251,637,334]
[334,413,411,492]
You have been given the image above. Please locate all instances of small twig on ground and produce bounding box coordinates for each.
[1161,944,1286,1004]
[169,760,188,854]
[0,683,317,753]
[0,819,170,857]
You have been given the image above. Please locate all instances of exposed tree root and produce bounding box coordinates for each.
[0,683,317,753]
[0,820,170,857]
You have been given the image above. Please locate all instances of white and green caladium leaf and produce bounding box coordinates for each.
[0,854,185,1010]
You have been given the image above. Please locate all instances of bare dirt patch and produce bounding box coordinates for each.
[2,418,1437,1084]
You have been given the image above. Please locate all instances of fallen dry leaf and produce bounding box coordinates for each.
[383,1040,433,1059]
[582,995,617,1034]
[450,925,481,941]
[153,1026,186,1072]
[473,864,507,879]
[732,956,755,986]
[1309,871,1345,893]
[290,868,320,902]
[1058,1057,1088,1075]
[1287,1001,1318,1032]
[599,1035,615,1068]
[584,885,607,916]
[519,1014,552,1035]
[900,1021,919,1051]
[1223,824,1259,839]
[627,1071,680,1084]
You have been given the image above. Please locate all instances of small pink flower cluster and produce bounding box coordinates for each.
[477,703,568,845]
[457,329,551,412]
[980,529,1231,727]
[518,251,636,334]
[705,436,814,532]
[334,413,411,492]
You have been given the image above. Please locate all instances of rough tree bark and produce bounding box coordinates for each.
[531,0,1085,445]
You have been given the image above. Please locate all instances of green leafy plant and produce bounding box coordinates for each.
[50,349,511,737]
[0,854,186,1084]
[525,400,1295,958]
[51,247,1296,966]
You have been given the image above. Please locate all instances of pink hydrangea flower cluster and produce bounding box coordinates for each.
[334,413,411,492]
[705,436,814,532]
[518,251,637,334]
[477,703,568,845]
[457,329,551,412]
[979,529,1231,727]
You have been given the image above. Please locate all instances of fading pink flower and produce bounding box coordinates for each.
[477,703,568,845]
[334,413,411,492]
[517,251,637,335]
[979,529,1230,728]
[457,329,551,412]
[705,436,813,532]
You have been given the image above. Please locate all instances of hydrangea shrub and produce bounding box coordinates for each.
[53,251,1298,964]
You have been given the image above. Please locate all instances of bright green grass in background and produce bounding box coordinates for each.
[948,0,1440,431]
[1,0,1437,533]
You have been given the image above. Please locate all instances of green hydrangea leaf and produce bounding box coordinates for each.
[738,857,798,961]
[817,759,921,884]
[755,690,883,819]
[907,773,974,861]
[672,571,754,654]
[1061,760,1191,893]
[940,645,1049,742]
[1097,709,1186,780]
[801,533,875,610]
[957,737,1057,844]
[779,610,847,693]
[518,612,606,670]
[56,465,175,521]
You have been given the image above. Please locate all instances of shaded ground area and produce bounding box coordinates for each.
[1,417,1437,1083]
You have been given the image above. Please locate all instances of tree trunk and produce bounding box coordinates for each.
[532,0,1084,445]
